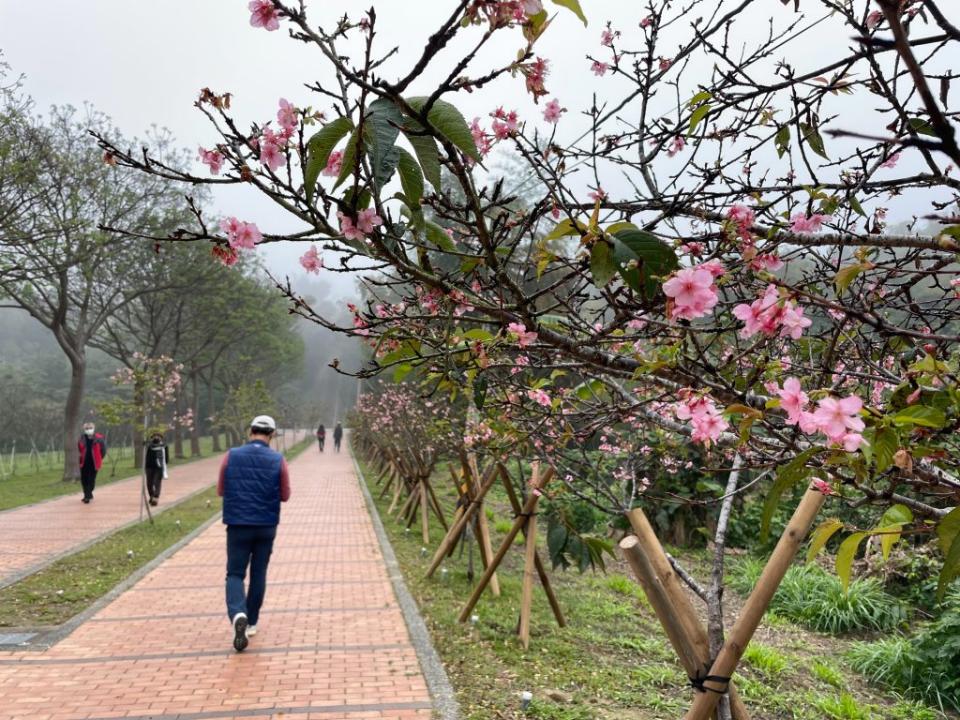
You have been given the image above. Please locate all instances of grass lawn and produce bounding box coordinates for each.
[0,434,270,512]
[358,457,953,720]
[0,435,312,628]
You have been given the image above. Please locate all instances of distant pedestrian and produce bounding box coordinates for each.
[218,415,291,652]
[144,432,169,506]
[78,422,107,504]
[316,423,325,453]
[333,422,343,453]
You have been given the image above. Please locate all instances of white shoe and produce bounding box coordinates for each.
[246,625,257,637]
[232,613,248,652]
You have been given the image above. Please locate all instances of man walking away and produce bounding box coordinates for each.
[316,423,325,452]
[144,432,169,506]
[78,422,107,504]
[218,415,291,652]
[333,422,343,453]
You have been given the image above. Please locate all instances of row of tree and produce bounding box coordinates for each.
[0,61,306,478]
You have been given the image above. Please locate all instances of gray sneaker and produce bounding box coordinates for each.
[232,613,249,652]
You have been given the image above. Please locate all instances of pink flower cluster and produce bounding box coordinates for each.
[491,107,520,138]
[732,285,812,339]
[543,98,563,124]
[338,209,383,241]
[675,394,729,446]
[774,377,864,451]
[527,388,552,407]
[790,213,831,234]
[198,147,223,175]
[249,0,279,31]
[220,217,263,250]
[507,322,538,348]
[662,262,724,321]
[323,150,344,177]
[726,204,783,272]
[299,245,323,274]
[520,56,550,101]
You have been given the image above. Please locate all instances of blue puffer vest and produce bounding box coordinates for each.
[222,440,283,526]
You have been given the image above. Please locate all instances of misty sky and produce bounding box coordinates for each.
[0,0,941,289]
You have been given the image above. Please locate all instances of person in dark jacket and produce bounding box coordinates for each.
[217,415,291,652]
[315,423,325,452]
[333,422,343,453]
[144,432,169,506]
[78,422,107,504]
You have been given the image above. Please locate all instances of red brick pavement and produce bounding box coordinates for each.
[0,440,433,720]
[0,431,306,589]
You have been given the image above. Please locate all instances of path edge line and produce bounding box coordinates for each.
[350,443,461,720]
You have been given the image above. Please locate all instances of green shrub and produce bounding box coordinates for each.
[847,591,960,713]
[730,560,905,634]
[814,692,872,720]
[742,642,788,675]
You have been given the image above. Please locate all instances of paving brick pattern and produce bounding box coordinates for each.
[0,440,433,720]
[0,432,306,589]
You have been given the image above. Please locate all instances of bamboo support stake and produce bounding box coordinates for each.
[457,466,554,623]
[425,479,450,531]
[419,477,430,545]
[499,463,565,627]
[518,492,539,648]
[426,463,499,578]
[683,487,826,720]
[468,456,500,596]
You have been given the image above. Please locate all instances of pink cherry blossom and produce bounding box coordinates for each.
[690,409,728,446]
[640,16,653,28]
[260,140,286,171]
[211,245,239,267]
[750,253,784,272]
[591,61,609,76]
[779,303,812,339]
[543,98,564,124]
[811,478,834,495]
[277,98,298,132]
[323,150,343,177]
[508,322,538,348]
[659,57,672,72]
[662,266,720,321]
[812,396,865,443]
[198,147,223,175]
[600,28,615,46]
[880,152,900,169]
[356,208,383,235]
[299,245,323,274]
[231,222,262,250]
[775,377,809,424]
[248,0,280,31]
[667,136,686,157]
[790,213,831,234]
[866,10,883,29]
[527,388,552,407]
[587,187,607,202]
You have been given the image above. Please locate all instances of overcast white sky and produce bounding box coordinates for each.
[1,1,949,287]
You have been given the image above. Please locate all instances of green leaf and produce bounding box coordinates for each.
[688,91,712,108]
[891,405,946,429]
[396,148,424,207]
[573,378,604,401]
[908,116,937,137]
[424,220,456,252]
[938,532,960,600]
[544,217,587,241]
[333,128,361,189]
[807,518,844,562]
[605,221,639,234]
[761,447,819,541]
[463,328,493,341]
[401,130,442,191]
[365,98,404,188]
[304,116,353,203]
[834,263,864,296]
[688,104,712,137]
[775,125,791,158]
[405,97,481,162]
[590,241,618,288]
[473,375,488,410]
[801,122,830,160]
[849,196,866,217]
[393,364,414,382]
[937,506,960,555]
[873,427,898,474]
[611,229,680,298]
[836,532,867,593]
[549,0,587,25]
[876,504,912,561]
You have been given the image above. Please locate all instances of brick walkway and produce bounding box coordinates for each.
[0,431,306,589]
[0,441,434,720]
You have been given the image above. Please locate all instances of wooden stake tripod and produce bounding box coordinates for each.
[455,461,565,649]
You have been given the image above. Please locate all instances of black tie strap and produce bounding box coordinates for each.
[689,671,731,694]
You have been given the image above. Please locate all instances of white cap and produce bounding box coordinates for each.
[250,415,277,432]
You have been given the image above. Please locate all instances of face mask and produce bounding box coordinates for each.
[84,429,95,437]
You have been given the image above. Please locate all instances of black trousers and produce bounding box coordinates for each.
[333,437,341,452]
[146,468,163,499]
[80,466,98,500]
[317,436,325,452]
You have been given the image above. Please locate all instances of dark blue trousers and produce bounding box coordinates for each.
[225,524,277,626]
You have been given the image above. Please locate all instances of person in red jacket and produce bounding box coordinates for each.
[78,422,107,504]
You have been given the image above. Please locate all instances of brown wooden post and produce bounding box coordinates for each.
[419,475,430,545]
[517,463,541,648]
[468,455,500,596]
[683,486,825,720]
[457,466,554,623]
[426,463,498,578]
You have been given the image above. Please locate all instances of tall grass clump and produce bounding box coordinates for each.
[730,559,904,634]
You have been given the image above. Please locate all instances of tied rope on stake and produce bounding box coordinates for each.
[688,664,732,695]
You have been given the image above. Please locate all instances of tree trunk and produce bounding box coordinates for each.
[173,385,185,459]
[205,374,222,452]
[189,367,201,456]
[61,352,86,481]
[133,381,145,469]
